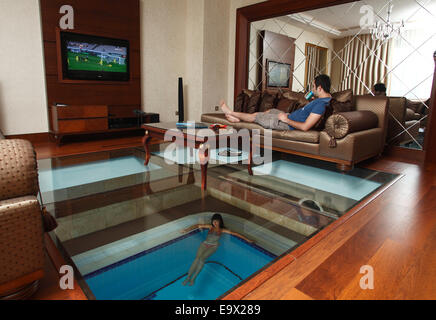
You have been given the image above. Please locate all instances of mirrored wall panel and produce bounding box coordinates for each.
[248,0,436,150]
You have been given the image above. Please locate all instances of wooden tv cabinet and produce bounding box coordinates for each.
[51,104,108,142]
[50,104,159,145]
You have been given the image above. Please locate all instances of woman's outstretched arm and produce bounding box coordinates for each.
[181,224,211,233]
[222,229,254,243]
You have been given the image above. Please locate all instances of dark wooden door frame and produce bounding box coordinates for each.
[233,0,436,164]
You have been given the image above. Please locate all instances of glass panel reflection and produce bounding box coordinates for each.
[248,0,436,151]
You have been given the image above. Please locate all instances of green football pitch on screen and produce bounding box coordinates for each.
[67,51,127,73]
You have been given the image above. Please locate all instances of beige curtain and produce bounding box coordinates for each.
[306,45,321,88]
[338,34,391,95]
[306,45,323,90]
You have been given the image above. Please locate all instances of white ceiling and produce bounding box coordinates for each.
[286,0,436,39]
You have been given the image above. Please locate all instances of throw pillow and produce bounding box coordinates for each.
[407,98,430,115]
[325,110,378,139]
[245,91,262,113]
[282,91,308,107]
[330,99,353,113]
[234,92,247,112]
[332,89,353,103]
[242,89,257,98]
[276,97,299,113]
[312,101,334,131]
[418,98,431,115]
[259,92,276,112]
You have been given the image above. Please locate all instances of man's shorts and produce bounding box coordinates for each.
[254,109,290,130]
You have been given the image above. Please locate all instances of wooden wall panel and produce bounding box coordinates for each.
[40,0,140,50]
[39,0,141,133]
[45,76,141,106]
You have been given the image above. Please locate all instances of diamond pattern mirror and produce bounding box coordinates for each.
[248,0,436,151]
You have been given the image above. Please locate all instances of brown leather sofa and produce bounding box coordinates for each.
[202,95,389,170]
[0,139,45,299]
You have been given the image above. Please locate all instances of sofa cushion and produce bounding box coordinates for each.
[405,99,421,113]
[332,89,353,103]
[276,97,300,113]
[419,98,431,114]
[330,98,353,113]
[259,92,276,112]
[234,92,247,112]
[201,113,320,143]
[242,89,257,98]
[406,98,430,115]
[312,102,334,132]
[266,129,320,143]
[254,134,320,155]
[201,113,264,131]
[245,91,261,113]
[282,91,308,107]
[325,110,378,139]
[405,108,421,121]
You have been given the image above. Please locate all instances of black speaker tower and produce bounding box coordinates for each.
[178,77,184,122]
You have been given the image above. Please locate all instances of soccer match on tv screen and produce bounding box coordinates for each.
[66,41,128,73]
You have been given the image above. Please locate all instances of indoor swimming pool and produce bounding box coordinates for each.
[81,226,276,300]
[38,146,399,300]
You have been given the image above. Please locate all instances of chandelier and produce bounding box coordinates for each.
[370,1,404,41]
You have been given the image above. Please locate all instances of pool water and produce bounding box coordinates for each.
[38,147,399,300]
[84,230,275,300]
[251,160,382,201]
[38,155,161,193]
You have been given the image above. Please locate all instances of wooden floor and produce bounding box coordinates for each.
[30,136,436,300]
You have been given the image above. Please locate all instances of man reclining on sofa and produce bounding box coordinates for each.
[221,74,332,132]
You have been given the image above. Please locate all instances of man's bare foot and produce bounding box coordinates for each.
[225,114,240,123]
[220,101,232,115]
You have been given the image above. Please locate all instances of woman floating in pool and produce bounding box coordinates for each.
[181,213,254,286]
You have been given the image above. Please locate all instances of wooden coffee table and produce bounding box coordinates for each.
[141,122,239,190]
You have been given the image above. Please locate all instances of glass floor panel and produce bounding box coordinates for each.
[39,145,400,300]
[210,153,399,218]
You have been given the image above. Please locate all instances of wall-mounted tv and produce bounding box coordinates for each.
[60,31,130,81]
[267,60,291,88]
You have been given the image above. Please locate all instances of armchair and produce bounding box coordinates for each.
[0,139,45,299]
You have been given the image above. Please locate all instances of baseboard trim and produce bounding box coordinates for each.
[6,132,51,143]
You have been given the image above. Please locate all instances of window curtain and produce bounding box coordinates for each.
[338,34,390,95]
[306,45,321,90]
[388,28,435,100]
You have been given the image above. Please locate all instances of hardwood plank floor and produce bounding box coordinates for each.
[244,159,436,300]
[28,138,436,300]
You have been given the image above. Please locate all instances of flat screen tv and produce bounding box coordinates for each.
[60,31,130,81]
[267,60,291,88]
